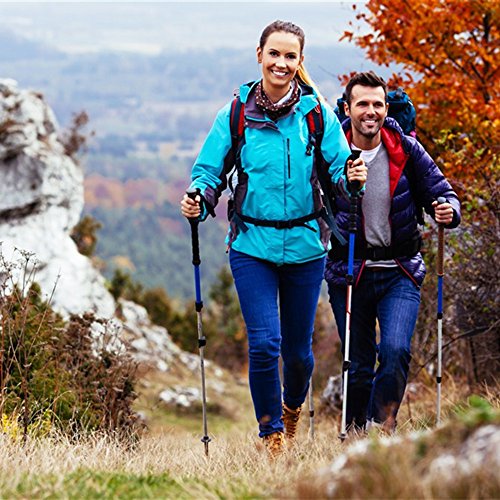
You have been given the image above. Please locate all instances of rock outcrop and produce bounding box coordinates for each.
[0,78,115,318]
[301,411,500,498]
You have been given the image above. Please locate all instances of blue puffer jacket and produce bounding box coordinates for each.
[190,80,352,265]
[325,117,461,287]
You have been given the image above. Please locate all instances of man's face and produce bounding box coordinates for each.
[345,85,388,140]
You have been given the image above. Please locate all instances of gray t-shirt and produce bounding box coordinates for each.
[356,143,397,268]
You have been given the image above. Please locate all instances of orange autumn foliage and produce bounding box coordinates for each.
[341,0,499,191]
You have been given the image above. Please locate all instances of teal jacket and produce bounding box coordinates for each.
[190,80,351,265]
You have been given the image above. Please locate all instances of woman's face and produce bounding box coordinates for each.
[257,31,303,99]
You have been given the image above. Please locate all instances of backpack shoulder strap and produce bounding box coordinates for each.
[229,97,245,153]
[229,81,255,153]
[225,96,246,204]
[305,103,324,154]
[306,101,347,246]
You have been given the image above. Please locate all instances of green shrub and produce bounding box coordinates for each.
[70,215,102,257]
[0,272,141,439]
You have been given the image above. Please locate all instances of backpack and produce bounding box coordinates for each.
[334,87,424,225]
[227,89,346,245]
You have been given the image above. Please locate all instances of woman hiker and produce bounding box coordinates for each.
[181,19,367,457]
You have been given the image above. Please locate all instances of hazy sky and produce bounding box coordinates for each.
[0,2,364,54]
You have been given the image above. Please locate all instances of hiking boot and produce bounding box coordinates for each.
[345,422,368,440]
[366,418,396,436]
[282,403,302,441]
[262,431,285,459]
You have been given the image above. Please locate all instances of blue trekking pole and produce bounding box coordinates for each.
[339,150,361,442]
[186,187,211,456]
[436,196,446,425]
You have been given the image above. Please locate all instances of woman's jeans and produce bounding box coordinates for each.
[229,249,325,437]
[327,267,420,429]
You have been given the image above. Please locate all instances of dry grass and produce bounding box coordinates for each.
[0,422,344,498]
[0,361,342,497]
[0,375,498,498]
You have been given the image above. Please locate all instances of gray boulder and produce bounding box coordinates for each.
[0,78,115,318]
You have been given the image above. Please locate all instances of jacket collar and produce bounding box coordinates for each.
[239,80,319,121]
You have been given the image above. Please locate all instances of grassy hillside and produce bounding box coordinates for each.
[0,377,497,499]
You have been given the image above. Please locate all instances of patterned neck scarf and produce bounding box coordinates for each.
[255,79,301,121]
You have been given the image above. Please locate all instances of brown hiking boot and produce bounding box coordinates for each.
[282,403,302,441]
[262,431,285,459]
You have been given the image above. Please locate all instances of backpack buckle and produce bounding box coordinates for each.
[275,220,294,229]
[306,134,316,156]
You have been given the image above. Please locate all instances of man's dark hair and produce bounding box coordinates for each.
[344,71,388,106]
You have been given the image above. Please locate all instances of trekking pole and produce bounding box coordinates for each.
[339,150,361,442]
[186,187,211,456]
[308,377,315,440]
[436,196,446,425]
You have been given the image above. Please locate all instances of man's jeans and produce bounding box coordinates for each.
[229,249,325,437]
[327,267,420,428]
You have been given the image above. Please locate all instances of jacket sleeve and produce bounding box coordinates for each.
[319,102,356,198]
[408,138,461,228]
[189,102,233,220]
[320,102,351,184]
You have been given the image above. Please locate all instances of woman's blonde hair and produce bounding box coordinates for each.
[297,65,324,102]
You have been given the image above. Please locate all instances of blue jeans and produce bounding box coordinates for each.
[229,249,325,437]
[327,267,420,428]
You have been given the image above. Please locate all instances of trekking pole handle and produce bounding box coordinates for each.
[347,149,362,194]
[347,150,361,232]
[186,188,201,266]
[437,197,446,276]
[186,187,201,210]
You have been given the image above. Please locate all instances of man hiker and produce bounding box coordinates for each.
[325,71,461,433]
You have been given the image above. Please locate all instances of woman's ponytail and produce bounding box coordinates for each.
[297,64,324,102]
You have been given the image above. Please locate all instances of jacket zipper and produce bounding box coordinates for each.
[287,138,291,178]
[355,211,367,287]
